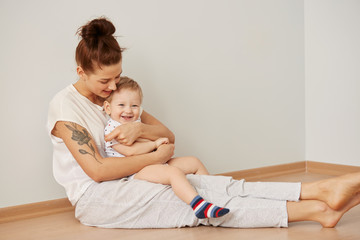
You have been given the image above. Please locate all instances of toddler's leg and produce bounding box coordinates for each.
[167,156,209,175]
[134,164,197,204]
[134,164,229,219]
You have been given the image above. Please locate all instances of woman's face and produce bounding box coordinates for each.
[78,61,123,100]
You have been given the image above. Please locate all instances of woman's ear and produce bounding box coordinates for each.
[103,101,112,115]
[76,66,86,79]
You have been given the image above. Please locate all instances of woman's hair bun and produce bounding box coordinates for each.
[75,17,122,73]
[79,17,116,40]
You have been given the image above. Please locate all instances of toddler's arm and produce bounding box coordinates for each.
[112,137,169,156]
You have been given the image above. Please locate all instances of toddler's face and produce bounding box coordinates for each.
[105,88,141,124]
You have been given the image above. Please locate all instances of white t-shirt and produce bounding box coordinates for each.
[47,84,109,205]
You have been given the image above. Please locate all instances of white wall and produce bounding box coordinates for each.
[305,0,360,166]
[0,0,305,208]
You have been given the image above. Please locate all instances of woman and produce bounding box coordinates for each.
[47,17,360,228]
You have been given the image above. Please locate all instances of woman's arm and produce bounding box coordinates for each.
[52,121,174,182]
[140,111,175,142]
[104,110,175,146]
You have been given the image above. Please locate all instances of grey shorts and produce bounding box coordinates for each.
[75,174,301,228]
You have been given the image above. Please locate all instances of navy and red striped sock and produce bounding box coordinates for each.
[190,195,230,219]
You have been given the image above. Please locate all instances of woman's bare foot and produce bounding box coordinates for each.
[288,193,360,228]
[301,172,360,210]
[320,192,360,227]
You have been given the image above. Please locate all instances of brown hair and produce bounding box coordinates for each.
[106,76,143,103]
[76,17,123,74]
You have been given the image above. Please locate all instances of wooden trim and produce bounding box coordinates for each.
[0,198,73,224]
[306,161,360,176]
[218,161,306,181]
[1,161,359,224]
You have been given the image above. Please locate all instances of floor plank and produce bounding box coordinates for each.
[1,172,359,240]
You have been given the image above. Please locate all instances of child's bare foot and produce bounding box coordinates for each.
[155,138,169,148]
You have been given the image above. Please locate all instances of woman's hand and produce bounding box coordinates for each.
[105,122,142,146]
[154,144,175,164]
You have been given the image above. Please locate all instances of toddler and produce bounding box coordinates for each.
[103,76,230,219]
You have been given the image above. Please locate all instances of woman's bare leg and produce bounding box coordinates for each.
[168,156,210,175]
[287,192,360,227]
[300,172,360,210]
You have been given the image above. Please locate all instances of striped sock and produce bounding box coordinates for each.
[190,195,230,219]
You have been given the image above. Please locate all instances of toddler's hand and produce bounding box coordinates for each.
[155,138,169,148]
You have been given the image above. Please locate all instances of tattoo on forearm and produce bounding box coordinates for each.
[65,123,102,164]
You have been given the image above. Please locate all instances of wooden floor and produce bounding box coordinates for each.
[1,172,360,240]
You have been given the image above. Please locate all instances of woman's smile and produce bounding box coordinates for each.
[103,90,113,96]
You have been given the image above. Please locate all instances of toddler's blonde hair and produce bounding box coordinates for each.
[106,76,143,103]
